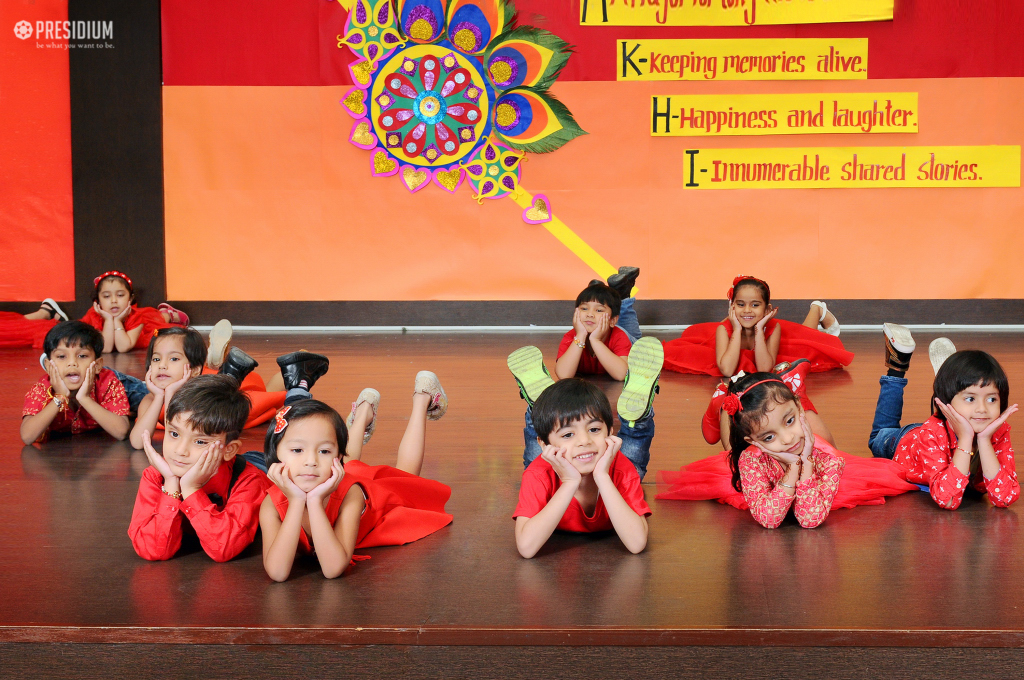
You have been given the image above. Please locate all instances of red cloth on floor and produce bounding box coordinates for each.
[656,445,918,515]
[81,305,181,350]
[269,459,453,551]
[663,319,854,376]
[0,312,56,349]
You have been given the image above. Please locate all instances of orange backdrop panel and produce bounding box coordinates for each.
[0,0,75,301]
[164,78,1024,301]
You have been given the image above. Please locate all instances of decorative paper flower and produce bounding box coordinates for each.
[340,0,584,195]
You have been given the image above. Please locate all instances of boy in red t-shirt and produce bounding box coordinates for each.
[554,270,641,381]
[513,379,652,558]
[21,321,130,444]
[129,374,270,562]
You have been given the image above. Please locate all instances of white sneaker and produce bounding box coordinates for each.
[206,319,233,368]
[414,371,447,421]
[929,338,957,375]
[346,388,381,444]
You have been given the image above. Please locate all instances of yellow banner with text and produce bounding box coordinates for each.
[651,92,918,136]
[583,0,892,27]
[680,146,1021,189]
[618,38,868,81]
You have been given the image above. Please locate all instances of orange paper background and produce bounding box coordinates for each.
[163,78,1024,301]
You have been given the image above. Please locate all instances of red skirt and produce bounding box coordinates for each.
[656,451,918,511]
[159,368,286,430]
[0,313,55,349]
[663,320,854,376]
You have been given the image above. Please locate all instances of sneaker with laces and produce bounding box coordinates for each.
[507,346,554,407]
[346,388,381,444]
[618,336,663,425]
[929,338,956,376]
[206,319,233,368]
[414,371,447,420]
[883,323,915,373]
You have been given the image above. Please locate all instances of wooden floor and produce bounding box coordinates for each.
[3,329,1024,678]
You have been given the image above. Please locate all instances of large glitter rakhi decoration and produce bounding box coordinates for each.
[338,0,586,203]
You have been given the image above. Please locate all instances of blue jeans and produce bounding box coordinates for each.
[523,405,655,480]
[113,370,148,412]
[617,296,641,344]
[868,375,922,459]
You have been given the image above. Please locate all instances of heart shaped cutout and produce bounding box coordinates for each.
[342,88,366,118]
[349,119,376,149]
[432,167,465,193]
[402,166,431,193]
[349,60,373,87]
[371,150,398,177]
[523,194,552,224]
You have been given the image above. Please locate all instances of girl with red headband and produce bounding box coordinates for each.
[0,271,187,351]
[80,271,189,353]
[657,373,917,528]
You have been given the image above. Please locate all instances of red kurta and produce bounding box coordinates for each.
[893,416,1018,509]
[128,460,270,562]
[0,312,56,349]
[663,319,854,376]
[81,305,180,350]
[269,459,453,552]
[22,368,130,441]
[513,451,652,531]
[556,326,632,377]
[657,436,918,528]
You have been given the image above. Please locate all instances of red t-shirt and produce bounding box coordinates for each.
[512,451,651,532]
[556,327,632,376]
[128,460,270,562]
[22,368,130,439]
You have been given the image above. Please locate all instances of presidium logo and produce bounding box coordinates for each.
[13,19,113,45]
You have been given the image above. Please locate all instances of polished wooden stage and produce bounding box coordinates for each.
[3,330,1024,678]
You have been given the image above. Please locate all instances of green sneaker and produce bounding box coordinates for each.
[618,337,663,425]
[507,346,554,407]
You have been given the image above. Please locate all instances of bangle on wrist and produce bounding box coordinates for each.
[47,387,68,412]
[161,485,183,501]
[574,337,587,349]
[777,481,795,489]
[955,445,974,457]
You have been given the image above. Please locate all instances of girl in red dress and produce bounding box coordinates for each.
[665,276,854,447]
[657,373,917,529]
[259,372,453,581]
[80,271,188,353]
[0,298,69,349]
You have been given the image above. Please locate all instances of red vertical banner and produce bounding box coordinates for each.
[0,0,74,301]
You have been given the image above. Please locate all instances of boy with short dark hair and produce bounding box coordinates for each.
[21,321,130,444]
[128,374,270,562]
[513,379,651,558]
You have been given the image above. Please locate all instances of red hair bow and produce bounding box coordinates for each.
[93,270,133,289]
[721,393,743,416]
[273,406,292,435]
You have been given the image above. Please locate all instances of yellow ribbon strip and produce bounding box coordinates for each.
[512,190,617,280]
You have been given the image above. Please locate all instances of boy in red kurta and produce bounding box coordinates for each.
[513,379,651,558]
[129,375,269,562]
[21,322,130,444]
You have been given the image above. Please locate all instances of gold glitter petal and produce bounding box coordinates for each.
[525,198,549,222]
[373,151,397,175]
[434,168,461,191]
[495,103,517,128]
[351,61,373,85]
[343,89,366,116]
[489,61,512,84]
[352,122,374,146]
[403,167,429,190]
[453,29,477,53]
[410,18,434,41]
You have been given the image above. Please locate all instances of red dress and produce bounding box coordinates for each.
[656,436,918,526]
[0,312,56,349]
[155,368,285,430]
[663,319,854,376]
[81,305,181,350]
[268,460,453,552]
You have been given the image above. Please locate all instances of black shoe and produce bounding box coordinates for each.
[607,266,640,299]
[218,347,258,382]
[277,350,330,391]
[882,323,915,373]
